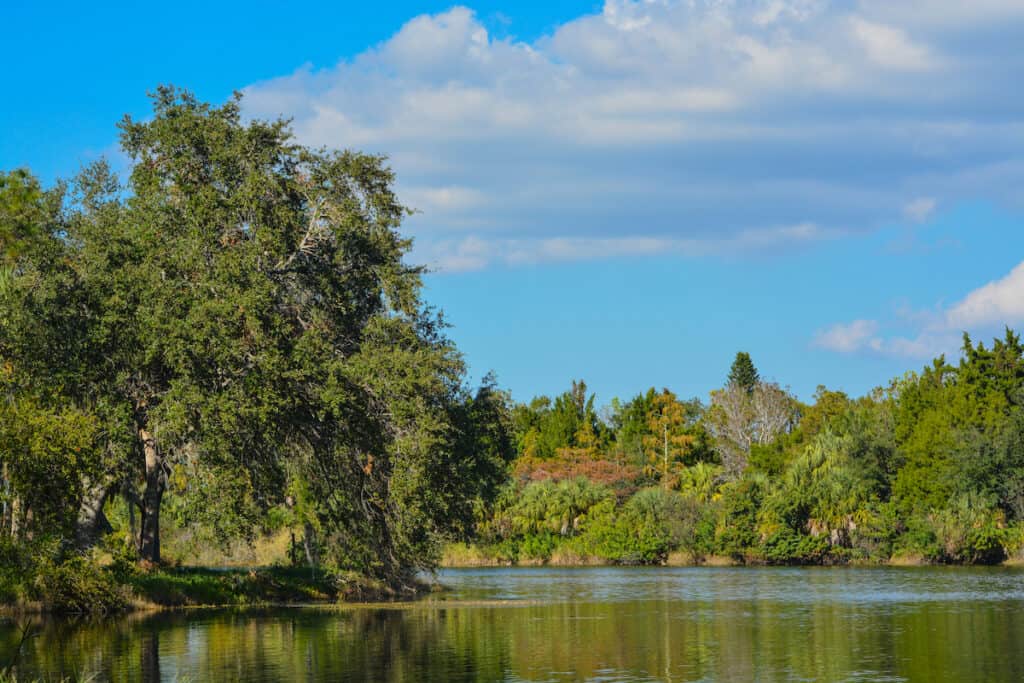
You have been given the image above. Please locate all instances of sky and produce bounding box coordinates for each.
[3,0,1024,407]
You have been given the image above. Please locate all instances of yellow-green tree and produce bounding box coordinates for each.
[642,390,696,489]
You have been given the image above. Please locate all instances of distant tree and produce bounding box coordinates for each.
[707,381,798,479]
[728,352,760,394]
[512,380,603,460]
[894,330,1024,515]
[607,389,657,465]
[608,388,713,471]
[642,390,696,489]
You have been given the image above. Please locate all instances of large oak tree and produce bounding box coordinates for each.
[0,88,512,586]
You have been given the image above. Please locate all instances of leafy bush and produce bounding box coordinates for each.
[847,502,899,560]
[928,494,1008,564]
[101,531,140,583]
[517,533,558,561]
[33,553,126,613]
[0,537,29,604]
[715,477,765,559]
[574,491,672,564]
[760,528,830,564]
[893,514,942,561]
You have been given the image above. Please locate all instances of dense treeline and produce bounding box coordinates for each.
[2,89,1023,614]
[457,335,1024,567]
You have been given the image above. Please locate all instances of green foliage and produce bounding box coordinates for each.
[607,388,712,471]
[491,478,614,539]
[0,169,49,264]
[0,88,515,590]
[0,536,127,613]
[760,528,830,564]
[714,477,766,559]
[0,397,102,536]
[518,533,559,561]
[128,566,346,606]
[0,538,28,605]
[467,335,1024,567]
[513,380,605,460]
[894,331,1024,514]
[573,494,669,564]
[727,351,760,393]
[927,493,1008,564]
[676,462,723,504]
[33,552,126,614]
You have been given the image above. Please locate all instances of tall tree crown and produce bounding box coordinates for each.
[728,351,760,394]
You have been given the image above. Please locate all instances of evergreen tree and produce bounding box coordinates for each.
[728,352,760,394]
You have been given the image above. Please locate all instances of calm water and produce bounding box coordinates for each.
[3,566,1024,681]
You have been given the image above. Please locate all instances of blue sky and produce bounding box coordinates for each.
[3,1,1024,408]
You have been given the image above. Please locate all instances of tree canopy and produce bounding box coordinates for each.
[0,88,513,589]
[727,352,760,394]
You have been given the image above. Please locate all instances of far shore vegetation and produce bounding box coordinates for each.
[3,88,1024,615]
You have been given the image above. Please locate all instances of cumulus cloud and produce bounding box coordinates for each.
[243,1,1024,271]
[817,259,1024,359]
[946,261,1024,330]
[813,320,962,359]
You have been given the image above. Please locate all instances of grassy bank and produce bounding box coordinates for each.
[1,561,435,615]
[127,566,419,608]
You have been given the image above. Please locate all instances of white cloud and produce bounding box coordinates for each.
[242,1,1024,269]
[403,185,486,212]
[848,17,934,71]
[858,0,1024,29]
[813,321,959,359]
[880,333,959,359]
[813,319,880,353]
[903,197,937,223]
[946,261,1024,329]
[817,259,1024,359]
[420,222,833,272]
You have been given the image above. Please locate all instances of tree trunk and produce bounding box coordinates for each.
[138,425,165,564]
[663,424,669,489]
[9,496,20,538]
[303,522,319,569]
[75,478,114,549]
[128,492,137,549]
[1,461,9,535]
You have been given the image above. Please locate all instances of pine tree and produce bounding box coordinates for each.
[728,352,760,394]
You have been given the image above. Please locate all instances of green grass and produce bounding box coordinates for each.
[126,566,427,607]
[127,566,341,607]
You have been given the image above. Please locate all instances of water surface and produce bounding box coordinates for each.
[3,566,1024,681]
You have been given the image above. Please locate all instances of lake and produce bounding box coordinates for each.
[3,566,1024,681]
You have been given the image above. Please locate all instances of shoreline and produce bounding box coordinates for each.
[7,557,1024,616]
[0,566,439,617]
[438,550,1024,570]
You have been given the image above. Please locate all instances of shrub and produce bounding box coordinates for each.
[519,533,558,561]
[715,477,766,560]
[760,528,830,564]
[574,491,672,564]
[33,553,126,613]
[894,514,942,560]
[928,495,1008,564]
